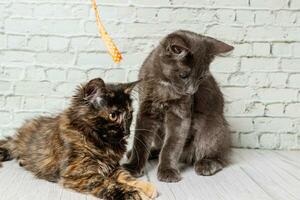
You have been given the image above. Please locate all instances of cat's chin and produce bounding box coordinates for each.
[101,135,129,145]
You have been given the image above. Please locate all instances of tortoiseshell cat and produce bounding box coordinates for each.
[0,78,157,200]
[123,30,234,182]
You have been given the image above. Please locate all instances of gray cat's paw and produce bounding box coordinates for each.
[122,163,145,178]
[195,159,223,176]
[157,167,182,182]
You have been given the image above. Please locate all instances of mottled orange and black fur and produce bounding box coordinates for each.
[0,78,157,200]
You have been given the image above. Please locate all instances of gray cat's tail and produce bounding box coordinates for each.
[0,137,14,167]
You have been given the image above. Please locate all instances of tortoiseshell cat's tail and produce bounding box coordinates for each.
[0,137,14,167]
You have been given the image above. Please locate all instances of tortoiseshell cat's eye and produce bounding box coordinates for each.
[109,113,118,122]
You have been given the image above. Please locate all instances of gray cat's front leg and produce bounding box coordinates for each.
[157,109,191,182]
[123,112,159,177]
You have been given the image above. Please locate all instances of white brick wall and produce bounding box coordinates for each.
[0,0,299,150]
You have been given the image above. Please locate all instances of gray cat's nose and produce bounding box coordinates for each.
[186,85,196,95]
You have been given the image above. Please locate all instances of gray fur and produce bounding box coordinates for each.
[123,30,234,182]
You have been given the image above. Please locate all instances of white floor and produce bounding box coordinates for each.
[0,149,300,200]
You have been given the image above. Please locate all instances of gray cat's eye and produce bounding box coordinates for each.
[179,71,190,79]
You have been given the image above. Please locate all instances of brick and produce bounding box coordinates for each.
[0,51,35,63]
[259,134,279,149]
[0,67,24,80]
[215,9,235,23]
[227,117,254,132]
[77,53,113,66]
[13,111,43,127]
[42,19,82,35]
[136,8,157,22]
[255,11,275,25]
[210,57,239,73]
[9,3,33,17]
[33,4,71,18]
[285,103,300,117]
[241,58,279,72]
[207,25,244,41]
[272,43,292,57]
[48,37,69,51]
[228,72,249,86]
[127,70,139,82]
[5,96,22,110]
[231,43,252,57]
[5,19,43,34]
[245,26,286,41]
[287,74,300,88]
[0,81,12,93]
[240,133,259,148]
[266,73,288,88]
[23,97,44,110]
[44,97,65,111]
[131,0,171,6]
[213,0,248,7]
[0,111,12,126]
[36,52,74,65]
[275,11,297,25]
[172,0,212,6]
[55,82,76,97]
[280,134,297,149]
[46,69,66,82]
[212,72,230,86]
[7,35,26,49]
[71,5,90,18]
[290,0,300,8]
[14,81,53,95]
[253,43,270,56]
[222,87,255,101]
[282,59,300,72]
[225,101,265,117]
[0,34,6,48]
[0,96,4,108]
[254,117,295,132]
[265,103,285,117]
[105,69,126,82]
[286,27,300,41]
[67,69,87,82]
[27,36,47,51]
[256,88,298,102]
[292,43,300,57]
[236,10,255,25]
[250,0,288,8]
[231,133,241,147]
[25,66,46,81]
[87,69,105,80]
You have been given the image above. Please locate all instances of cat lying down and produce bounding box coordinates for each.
[0,78,157,200]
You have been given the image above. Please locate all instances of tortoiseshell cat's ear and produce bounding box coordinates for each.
[83,78,106,106]
[207,37,234,55]
[123,80,141,94]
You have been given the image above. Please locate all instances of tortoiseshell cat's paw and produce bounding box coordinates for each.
[123,190,152,200]
[195,159,223,176]
[157,167,181,182]
[122,163,145,178]
[133,180,157,199]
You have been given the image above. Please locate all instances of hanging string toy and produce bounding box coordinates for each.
[91,0,122,63]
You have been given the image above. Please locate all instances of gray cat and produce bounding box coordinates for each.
[123,30,234,182]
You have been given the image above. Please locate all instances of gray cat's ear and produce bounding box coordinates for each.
[208,37,234,55]
[84,78,106,105]
[123,80,141,94]
[167,44,189,60]
[165,36,190,60]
